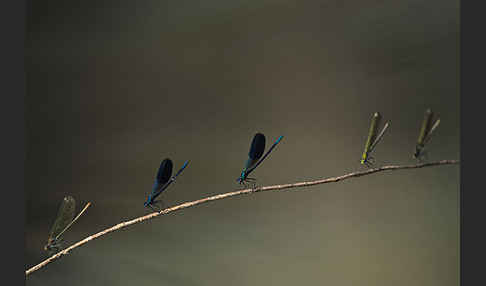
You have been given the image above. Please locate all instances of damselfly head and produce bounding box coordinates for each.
[144,196,151,207]
[236,171,246,184]
[414,146,429,161]
[413,148,421,159]
[44,237,59,252]
[44,239,52,251]
[360,152,368,165]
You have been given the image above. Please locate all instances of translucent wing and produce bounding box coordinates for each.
[369,121,390,153]
[416,109,434,146]
[47,196,76,242]
[423,118,440,145]
[55,202,91,241]
[363,112,381,155]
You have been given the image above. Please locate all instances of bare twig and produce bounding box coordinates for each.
[26,159,459,276]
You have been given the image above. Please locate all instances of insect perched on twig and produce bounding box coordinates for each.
[45,196,91,253]
[236,133,284,187]
[144,159,189,212]
[413,108,441,160]
[360,112,390,167]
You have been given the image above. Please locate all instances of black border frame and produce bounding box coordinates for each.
[2,0,26,284]
[460,0,483,285]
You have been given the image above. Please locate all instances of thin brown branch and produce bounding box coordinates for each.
[26,159,459,276]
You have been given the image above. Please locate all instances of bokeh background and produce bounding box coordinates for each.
[25,0,460,285]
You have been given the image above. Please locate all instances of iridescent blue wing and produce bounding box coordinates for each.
[152,159,173,193]
[245,133,266,170]
[151,160,189,201]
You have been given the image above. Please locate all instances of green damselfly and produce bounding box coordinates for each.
[44,196,91,252]
[413,108,440,160]
[360,112,390,167]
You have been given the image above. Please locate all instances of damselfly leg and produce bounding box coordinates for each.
[418,149,429,161]
[246,177,258,189]
[153,199,166,211]
[147,203,160,212]
[362,156,375,168]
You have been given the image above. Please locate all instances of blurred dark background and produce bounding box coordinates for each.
[25,0,459,285]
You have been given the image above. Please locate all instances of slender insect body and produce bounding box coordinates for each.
[414,109,440,160]
[361,112,390,167]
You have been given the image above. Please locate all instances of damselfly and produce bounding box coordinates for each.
[413,108,440,160]
[360,112,390,167]
[236,133,283,186]
[44,196,91,252]
[144,159,189,211]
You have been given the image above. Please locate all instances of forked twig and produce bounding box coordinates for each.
[26,159,459,276]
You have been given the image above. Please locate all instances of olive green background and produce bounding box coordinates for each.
[25,0,460,285]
